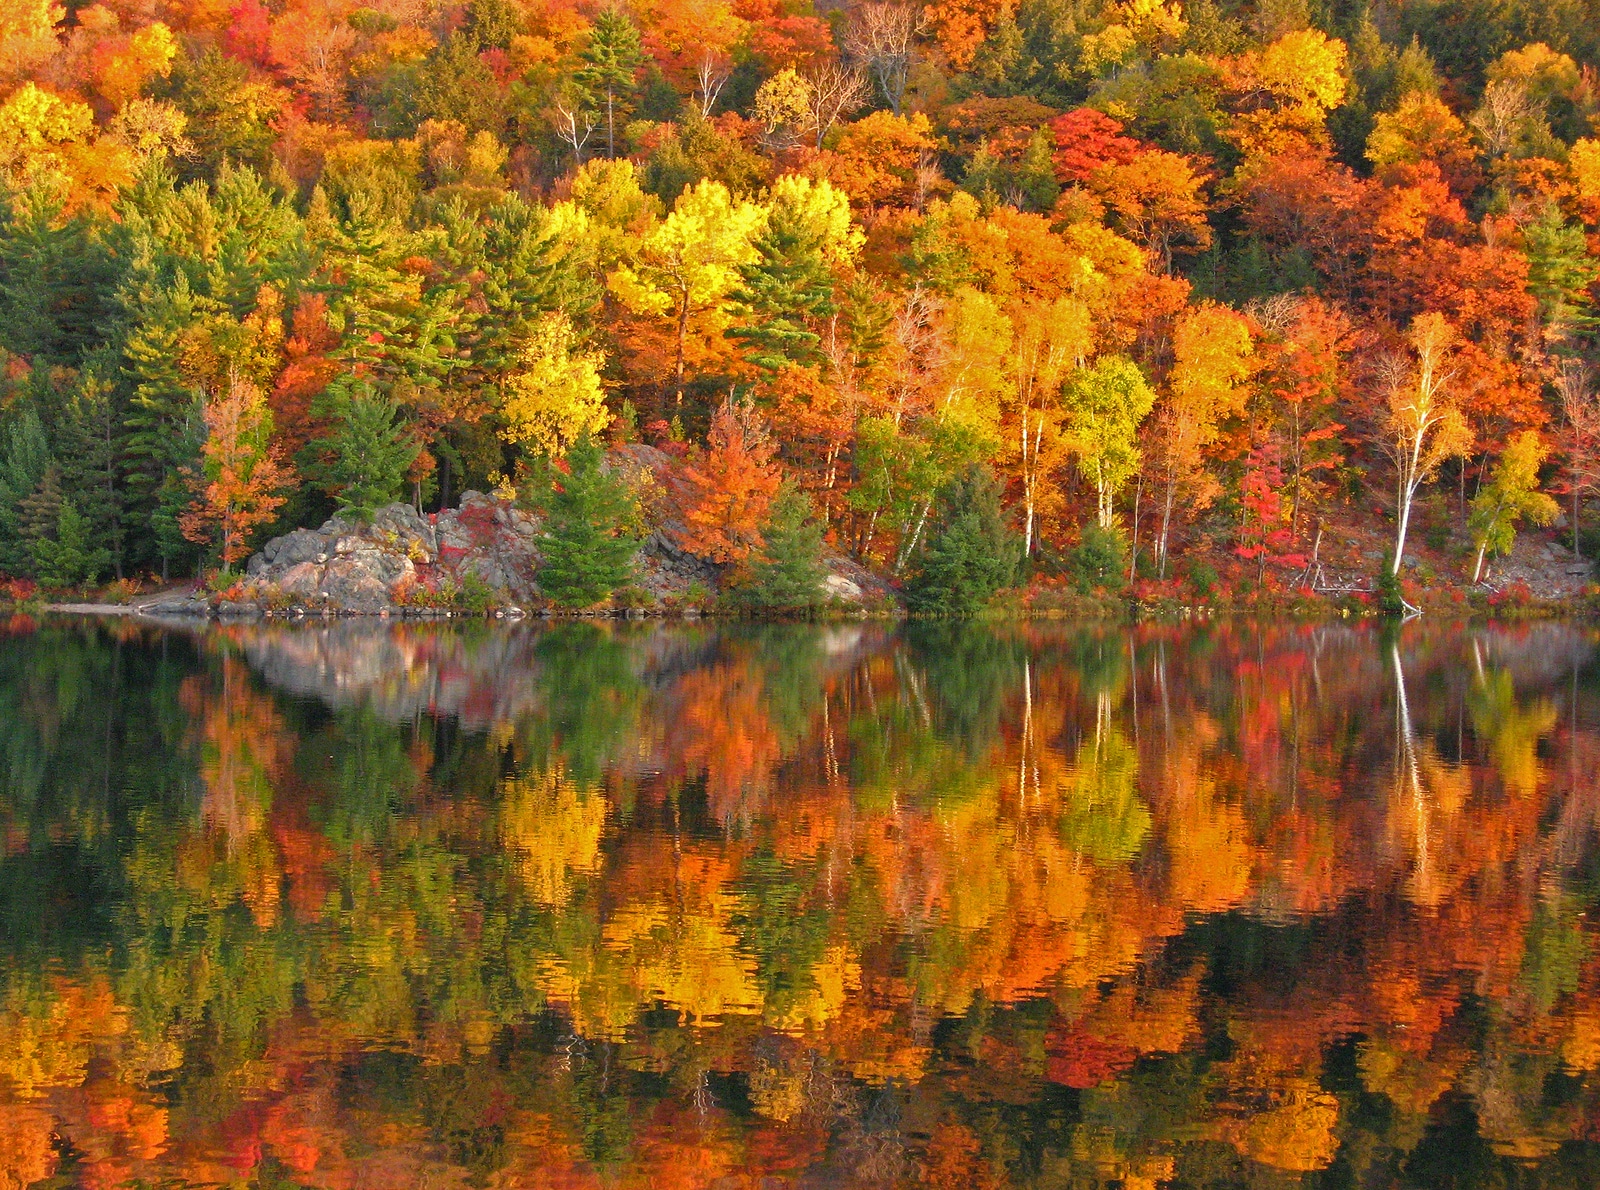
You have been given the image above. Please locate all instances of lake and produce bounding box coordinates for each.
[0,616,1597,1188]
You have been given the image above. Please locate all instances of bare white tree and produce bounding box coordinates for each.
[1470,79,1544,158]
[552,101,599,165]
[694,51,732,119]
[803,62,870,148]
[1555,359,1600,557]
[843,2,924,116]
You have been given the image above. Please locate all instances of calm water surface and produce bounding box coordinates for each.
[1,616,1599,1188]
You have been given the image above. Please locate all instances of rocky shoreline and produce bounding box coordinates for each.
[117,443,895,621]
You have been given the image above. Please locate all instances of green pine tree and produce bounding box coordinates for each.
[576,8,644,160]
[324,384,422,519]
[57,366,127,579]
[905,467,1022,616]
[736,483,827,611]
[30,499,112,589]
[0,407,53,575]
[0,180,119,366]
[536,436,641,608]
[728,202,837,373]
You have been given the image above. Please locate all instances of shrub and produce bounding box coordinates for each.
[905,467,1022,616]
[1187,560,1218,600]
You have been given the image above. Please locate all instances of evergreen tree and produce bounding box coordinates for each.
[576,9,644,160]
[728,202,837,373]
[536,436,641,608]
[324,384,421,518]
[736,483,827,611]
[57,367,127,579]
[30,499,112,588]
[0,407,53,575]
[0,182,119,365]
[119,277,209,565]
[905,467,1022,616]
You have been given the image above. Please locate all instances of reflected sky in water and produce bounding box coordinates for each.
[0,616,1598,1188]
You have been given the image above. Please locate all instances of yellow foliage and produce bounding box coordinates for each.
[0,0,63,83]
[499,314,611,457]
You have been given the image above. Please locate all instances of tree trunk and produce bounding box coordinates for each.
[674,290,690,405]
[1157,473,1176,580]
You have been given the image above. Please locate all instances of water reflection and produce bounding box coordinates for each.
[0,617,1598,1187]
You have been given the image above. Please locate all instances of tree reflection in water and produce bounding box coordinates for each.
[0,616,1598,1187]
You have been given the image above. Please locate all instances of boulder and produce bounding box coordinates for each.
[238,497,542,614]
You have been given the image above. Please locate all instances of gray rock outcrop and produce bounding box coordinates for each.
[241,493,541,612]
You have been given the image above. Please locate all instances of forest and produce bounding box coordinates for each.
[2,0,1600,607]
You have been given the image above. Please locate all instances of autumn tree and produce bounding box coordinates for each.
[500,314,611,457]
[1555,361,1600,556]
[180,377,289,573]
[1382,313,1472,575]
[1064,356,1156,531]
[1088,149,1211,273]
[610,180,765,404]
[681,397,782,563]
[1149,302,1253,577]
[1002,296,1087,556]
[1468,431,1558,583]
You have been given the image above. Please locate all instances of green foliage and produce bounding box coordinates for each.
[1469,430,1559,580]
[0,406,52,575]
[576,8,645,158]
[324,385,422,519]
[959,129,1060,212]
[0,181,118,365]
[727,205,837,373]
[735,483,827,612]
[29,496,112,588]
[534,436,641,608]
[1067,523,1128,593]
[905,467,1022,616]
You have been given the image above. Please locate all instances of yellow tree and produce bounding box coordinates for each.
[1383,313,1472,575]
[609,179,765,404]
[1002,296,1090,556]
[1064,356,1156,530]
[1149,302,1253,577]
[0,0,62,83]
[499,313,610,458]
[1225,29,1348,158]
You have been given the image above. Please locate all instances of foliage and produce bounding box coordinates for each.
[1468,430,1559,583]
[1067,523,1128,594]
[905,466,1021,615]
[733,481,826,611]
[324,384,420,519]
[0,0,1592,603]
[534,435,641,608]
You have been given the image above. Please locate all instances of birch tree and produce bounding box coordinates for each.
[1382,312,1472,575]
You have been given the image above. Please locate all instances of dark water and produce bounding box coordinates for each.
[1,617,1599,1188]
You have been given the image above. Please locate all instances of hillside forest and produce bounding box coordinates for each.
[3,0,1600,606]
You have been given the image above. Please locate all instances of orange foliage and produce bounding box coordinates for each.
[680,398,782,562]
